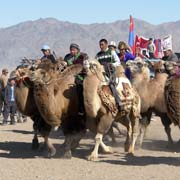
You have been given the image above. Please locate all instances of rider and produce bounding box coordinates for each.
[95,38,123,111]
[41,45,56,63]
[118,41,135,80]
[64,43,88,115]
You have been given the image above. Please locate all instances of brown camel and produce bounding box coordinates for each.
[126,60,173,147]
[83,60,141,161]
[30,60,86,158]
[164,61,180,128]
[11,66,54,156]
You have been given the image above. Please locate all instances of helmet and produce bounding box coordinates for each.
[41,45,50,51]
[70,43,80,51]
[9,71,17,80]
[109,41,116,48]
[2,68,8,74]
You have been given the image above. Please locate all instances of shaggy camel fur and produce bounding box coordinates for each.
[11,67,54,154]
[83,60,141,161]
[30,60,86,158]
[126,60,173,147]
[164,61,180,128]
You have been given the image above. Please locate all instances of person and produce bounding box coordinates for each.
[41,45,56,63]
[95,39,123,111]
[64,43,88,115]
[147,38,156,59]
[0,68,9,116]
[108,41,118,53]
[162,46,180,62]
[2,76,16,125]
[64,43,88,65]
[118,41,135,79]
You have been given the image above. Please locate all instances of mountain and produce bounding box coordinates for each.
[0,17,180,69]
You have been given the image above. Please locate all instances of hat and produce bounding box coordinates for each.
[2,68,8,73]
[70,43,80,51]
[9,72,17,80]
[41,45,50,51]
[108,41,116,48]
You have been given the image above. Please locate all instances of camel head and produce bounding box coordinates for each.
[10,65,31,84]
[30,60,58,84]
[83,59,104,77]
[126,59,149,75]
[152,60,166,73]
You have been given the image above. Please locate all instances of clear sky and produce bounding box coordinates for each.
[0,0,179,27]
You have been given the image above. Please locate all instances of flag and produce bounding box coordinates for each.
[162,35,172,51]
[128,15,135,54]
[135,35,149,49]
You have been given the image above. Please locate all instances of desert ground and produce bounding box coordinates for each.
[0,116,180,180]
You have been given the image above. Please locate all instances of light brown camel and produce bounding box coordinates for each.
[126,60,173,147]
[30,60,86,158]
[164,61,180,128]
[11,66,54,156]
[83,60,141,161]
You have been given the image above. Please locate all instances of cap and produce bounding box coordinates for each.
[41,45,50,51]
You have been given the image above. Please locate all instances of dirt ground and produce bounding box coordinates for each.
[0,116,180,180]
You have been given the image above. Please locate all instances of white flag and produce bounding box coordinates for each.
[162,35,172,51]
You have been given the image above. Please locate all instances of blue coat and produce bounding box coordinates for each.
[118,52,135,80]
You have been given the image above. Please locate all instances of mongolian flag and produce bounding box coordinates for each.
[128,15,135,54]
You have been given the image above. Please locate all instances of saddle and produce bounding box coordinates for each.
[98,78,134,117]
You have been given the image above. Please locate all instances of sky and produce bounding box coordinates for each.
[0,0,179,28]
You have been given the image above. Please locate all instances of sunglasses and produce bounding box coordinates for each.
[120,48,125,51]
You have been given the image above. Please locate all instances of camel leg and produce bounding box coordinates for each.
[88,133,102,161]
[124,117,132,152]
[106,125,117,145]
[160,114,173,146]
[112,121,125,136]
[44,136,56,158]
[32,131,39,150]
[129,115,140,154]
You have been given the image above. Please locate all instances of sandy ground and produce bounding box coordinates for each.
[0,116,180,180]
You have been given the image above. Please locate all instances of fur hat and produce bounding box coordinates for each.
[70,43,80,51]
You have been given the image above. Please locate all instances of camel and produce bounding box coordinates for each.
[126,59,173,147]
[11,65,54,156]
[83,60,141,161]
[30,60,86,158]
[164,61,180,128]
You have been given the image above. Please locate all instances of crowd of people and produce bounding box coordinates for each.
[0,69,27,125]
[1,38,179,124]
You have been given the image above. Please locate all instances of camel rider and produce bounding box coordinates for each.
[95,38,123,111]
[41,45,56,63]
[64,43,88,115]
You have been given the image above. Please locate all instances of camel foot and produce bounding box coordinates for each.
[102,146,114,154]
[32,138,39,150]
[47,148,56,158]
[61,151,72,159]
[88,154,98,161]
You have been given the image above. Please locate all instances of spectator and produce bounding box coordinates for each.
[2,76,16,125]
[0,68,9,116]
[147,38,156,59]
[162,47,180,63]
